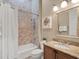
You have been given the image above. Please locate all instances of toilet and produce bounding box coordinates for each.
[31,41,45,59]
[31,49,43,59]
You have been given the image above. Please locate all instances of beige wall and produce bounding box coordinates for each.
[41,0,58,41]
[42,0,53,18]
[41,13,58,41]
[42,0,63,19]
[41,0,79,42]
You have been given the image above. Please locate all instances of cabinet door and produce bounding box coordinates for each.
[56,51,77,59]
[44,45,56,59]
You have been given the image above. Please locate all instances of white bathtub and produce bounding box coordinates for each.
[17,43,38,59]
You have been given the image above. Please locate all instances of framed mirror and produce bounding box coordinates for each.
[57,7,79,37]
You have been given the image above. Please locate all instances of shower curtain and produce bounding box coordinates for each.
[18,10,33,45]
[0,1,40,59]
[18,10,40,46]
[1,3,18,59]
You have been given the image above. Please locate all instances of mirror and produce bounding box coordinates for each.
[57,7,79,37]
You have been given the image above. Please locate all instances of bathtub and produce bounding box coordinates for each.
[17,43,38,59]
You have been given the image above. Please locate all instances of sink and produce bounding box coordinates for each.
[54,43,70,49]
[53,42,79,55]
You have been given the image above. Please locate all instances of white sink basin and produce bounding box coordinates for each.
[54,43,70,49]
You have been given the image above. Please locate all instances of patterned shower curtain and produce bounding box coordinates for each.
[18,10,40,46]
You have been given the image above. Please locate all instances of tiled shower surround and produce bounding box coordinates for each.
[18,10,39,46]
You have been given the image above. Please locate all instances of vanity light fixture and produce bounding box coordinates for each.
[61,0,68,8]
[71,0,79,3]
[53,6,58,12]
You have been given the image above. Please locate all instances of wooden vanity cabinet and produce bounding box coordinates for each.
[44,45,77,59]
[44,45,56,59]
[56,51,76,59]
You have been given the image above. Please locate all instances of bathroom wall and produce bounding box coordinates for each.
[41,13,58,41]
[42,0,53,18]
[41,0,79,42]
[42,0,53,41]
[42,0,63,19]
[41,0,58,41]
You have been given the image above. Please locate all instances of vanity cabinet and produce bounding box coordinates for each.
[56,51,76,59]
[44,45,56,59]
[44,45,77,59]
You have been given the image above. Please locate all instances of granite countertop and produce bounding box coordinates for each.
[44,41,79,59]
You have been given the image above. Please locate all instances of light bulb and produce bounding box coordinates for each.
[71,0,79,3]
[61,1,68,8]
[53,6,58,12]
